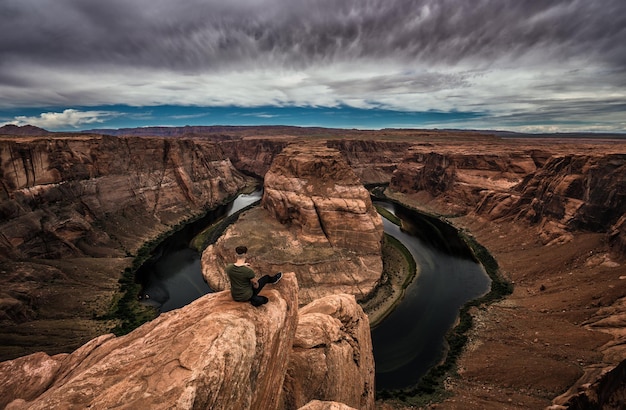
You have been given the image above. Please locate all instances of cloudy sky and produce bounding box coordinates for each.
[1,0,624,133]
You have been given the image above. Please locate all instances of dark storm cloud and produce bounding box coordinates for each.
[1,0,625,132]
[1,0,624,71]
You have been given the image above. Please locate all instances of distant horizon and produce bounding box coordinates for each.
[3,121,626,139]
[2,104,626,135]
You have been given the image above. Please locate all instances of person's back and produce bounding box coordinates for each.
[225,263,255,301]
[225,245,282,307]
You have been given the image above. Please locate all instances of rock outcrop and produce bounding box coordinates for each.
[283,294,374,410]
[202,142,384,305]
[262,143,383,253]
[390,146,545,215]
[1,274,298,409]
[0,274,375,410]
[0,134,250,360]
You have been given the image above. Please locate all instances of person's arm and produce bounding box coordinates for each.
[250,277,259,288]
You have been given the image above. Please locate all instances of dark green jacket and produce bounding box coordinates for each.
[225,263,255,301]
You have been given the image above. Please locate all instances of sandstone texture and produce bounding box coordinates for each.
[326,139,413,184]
[0,274,375,410]
[202,142,384,306]
[384,137,626,408]
[0,134,249,360]
[283,294,374,409]
[262,143,383,253]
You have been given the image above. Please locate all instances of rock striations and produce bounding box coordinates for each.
[390,147,626,254]
[0,134,250,360]
[0,274,375,410]
[0,135,248,259]
[262,143,383,253]
[202,142,384,306]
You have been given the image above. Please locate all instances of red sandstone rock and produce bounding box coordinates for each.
[1,274,299,410]
[283,294,375,410]
[262,142,383,254]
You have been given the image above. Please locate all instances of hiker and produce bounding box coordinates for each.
[225,245,282,306]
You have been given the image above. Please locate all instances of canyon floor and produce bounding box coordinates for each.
[381,191,626,409]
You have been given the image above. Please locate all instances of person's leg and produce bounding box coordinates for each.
[249,273,283,306]
[252,275,272,297]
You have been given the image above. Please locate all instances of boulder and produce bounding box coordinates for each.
[0,273,298,410]
[283,294,375,410]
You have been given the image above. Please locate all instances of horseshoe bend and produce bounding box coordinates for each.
[0,125,625,409]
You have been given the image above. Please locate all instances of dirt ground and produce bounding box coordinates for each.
[378,198,626,409]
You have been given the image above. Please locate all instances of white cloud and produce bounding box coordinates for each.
[4,109,120,130]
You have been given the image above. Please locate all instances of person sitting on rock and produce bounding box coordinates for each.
[225,245,282,307]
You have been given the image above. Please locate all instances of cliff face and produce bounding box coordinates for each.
[0,274,375,410]
[219,138,292,178]
[0,135,248,258]
[0,135,249,360]
[476,154,626,248]
[390,146,546,215]
[262,143,383,253]
[390,148,626,254]
[386,141,626,408]
[217,137,411,184]
[202,142,384,305]
[327,139,413,184]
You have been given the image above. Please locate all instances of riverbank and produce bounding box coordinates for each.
[383,190,626,409]
[360,233,419,328]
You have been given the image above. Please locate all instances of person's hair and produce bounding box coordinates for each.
[235,245,248,255]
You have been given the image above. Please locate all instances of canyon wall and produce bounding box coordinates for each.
[3,127,626,408]
[202,142,384,306]
[0,274,375,410]
[390,146,626,254]
[0,134,249,360]
[217,137,412,184]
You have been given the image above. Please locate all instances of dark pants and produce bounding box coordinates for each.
[249,274,272,306]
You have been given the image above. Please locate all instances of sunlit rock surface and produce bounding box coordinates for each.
[0,274,299,410]
[283,294,375,410]
[0,275,375,410]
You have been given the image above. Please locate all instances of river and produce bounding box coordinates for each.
[136,191,491,391]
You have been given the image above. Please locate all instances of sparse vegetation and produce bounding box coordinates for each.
[374,204,402,226]
[359,233,417,328]
[190,200,260,252]
[373,194,513,407]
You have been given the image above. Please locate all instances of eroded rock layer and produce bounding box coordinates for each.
[262,142,383,253]
[283,294,375,410]
[385,140,626,408]
[202,142,384,306]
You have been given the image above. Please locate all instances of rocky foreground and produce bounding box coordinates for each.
[0,273,375,409]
